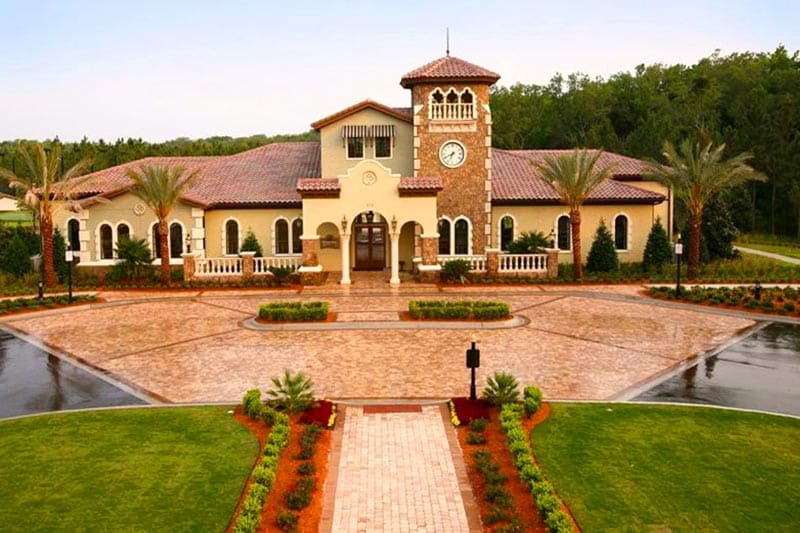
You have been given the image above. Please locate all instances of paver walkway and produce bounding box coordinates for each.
[325,404,475,533]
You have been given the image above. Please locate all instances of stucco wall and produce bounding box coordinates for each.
[319,108,413,178]
[204,208,303,257]
[491,202,664,263]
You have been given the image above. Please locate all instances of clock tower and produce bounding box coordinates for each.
[400,55,500,255]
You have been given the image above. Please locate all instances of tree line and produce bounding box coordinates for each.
[490,46,800,237]
[0,131,318,196]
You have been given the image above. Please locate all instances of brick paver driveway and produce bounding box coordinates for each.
[2,284,754,403]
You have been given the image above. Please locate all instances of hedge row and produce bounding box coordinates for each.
[258,301,328,322]
[234,389,291,533]
[408,300,510,320]
[499,404,574,533]
[0,294,97,314]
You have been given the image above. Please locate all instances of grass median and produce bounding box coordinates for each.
[0,406,258,532]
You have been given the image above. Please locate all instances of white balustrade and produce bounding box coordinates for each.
[498,253,549,273]
[437,255,487,272]
[254,256,301,274]
[429,102,475,121]
[195,257,242,277]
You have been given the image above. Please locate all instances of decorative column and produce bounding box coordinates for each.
[546,249,559,278]
[390,231,400,286]
[182,252,196,281]
[299,236,324,285]
[240,251,255,279]
[486,248,500,277]
[340,231,351,285]
[417,234,441,283]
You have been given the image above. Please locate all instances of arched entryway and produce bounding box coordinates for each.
[353,210,387,270]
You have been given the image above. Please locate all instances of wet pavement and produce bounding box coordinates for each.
[635,322,800,416]
[0,328,147,419]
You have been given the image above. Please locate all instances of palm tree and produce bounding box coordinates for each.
[535,149,615,280]
[0,142,92,286]
[646,140,765,279]
[125,164,201,285]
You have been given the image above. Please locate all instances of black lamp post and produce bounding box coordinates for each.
[754,280,762,301]
[65,243,73,304]
[674,234,683,297]
[466,335,481,401]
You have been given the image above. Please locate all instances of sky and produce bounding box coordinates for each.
[1,0,798,143]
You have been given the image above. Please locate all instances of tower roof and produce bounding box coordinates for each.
[400,55,500,88]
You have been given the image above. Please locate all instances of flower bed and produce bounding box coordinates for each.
[649,285,800,316]
[299,400,337,428]
[408,300,509,321]
[257,301,329,322]
[449,397,492,425]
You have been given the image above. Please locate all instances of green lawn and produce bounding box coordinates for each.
[0,406,258,532]
[736,241,800,260]
[532,403,800,532]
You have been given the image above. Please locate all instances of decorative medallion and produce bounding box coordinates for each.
[362,171,377,186]
[133,203,146,216]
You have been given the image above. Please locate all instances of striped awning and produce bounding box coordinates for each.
[372,124,395,138]
[340,124,396,138]
[341,125,370,139]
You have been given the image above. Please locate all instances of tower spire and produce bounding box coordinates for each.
[446,28,450,56]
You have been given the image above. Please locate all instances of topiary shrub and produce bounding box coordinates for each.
[586,219,619,273]
[523,385,543,418]
[482,372,520,406]
[642,217,673,273]
[240,229,264,257]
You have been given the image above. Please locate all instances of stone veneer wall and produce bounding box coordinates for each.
[411,83,493,255]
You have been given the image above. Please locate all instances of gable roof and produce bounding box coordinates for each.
[492,149,665,205]
[311,99,413,130]
[400,55,500,88]
[72,143,321,209]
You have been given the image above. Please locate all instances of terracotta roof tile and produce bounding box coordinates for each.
[492,149,665,204]
[74,143,321,208]
[297,178,340,192]
[311,100,413,130]
[398,177,443,192]
[400,56,500,88]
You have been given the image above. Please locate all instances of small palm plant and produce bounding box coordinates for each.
[266,369,316,413]
[482,371,520,406]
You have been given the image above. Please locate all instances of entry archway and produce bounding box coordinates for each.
[353,210,387,271]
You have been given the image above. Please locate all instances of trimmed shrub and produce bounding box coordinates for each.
[586,219,619,273]
[467,432,487,445]
[258,301,328,322]
[408,300,509,320]
[642,218,673,273]
[240,230,264,257]
[276,510,298,532]
[469,417,489,433]
[441,259,472,282]
[242,389,262,418]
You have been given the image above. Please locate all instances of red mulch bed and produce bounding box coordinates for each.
[451,397,491,424]
[227,409,331,533]
[299,400,335,425]
[456,412,547,532]
[254,312,337,324]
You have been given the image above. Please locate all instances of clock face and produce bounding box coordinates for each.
[439,141,466,168]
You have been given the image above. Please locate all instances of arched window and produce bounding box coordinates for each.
[152,224,162,258]
[429,87,476,120]
[438,219,451,255]
[100,224,113,260]
[445,89,459,103]
[169,223,183,258]
[614,215,629,250]
[557,215,571,251]
[67,219,80,251]
[117,223,130,243]
[291,218,303,254]
[225,220,239,255]
[275,219,289,254]
[454,219,469,255]
[500,216,514,251]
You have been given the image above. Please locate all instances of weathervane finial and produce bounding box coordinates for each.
[446,28,450,56]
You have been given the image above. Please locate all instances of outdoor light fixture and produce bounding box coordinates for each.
[674,233,683,297]
[37,280,43,305]
[391,215,397,233]
[366,210,375,224]
[185,233,191,254]
[754,280,762,301]
[65,243,74,304]
[466,334,481,401]
[341,215,348,232]
[549,228,556,249]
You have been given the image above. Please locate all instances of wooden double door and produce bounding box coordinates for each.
[354,223,386,270]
